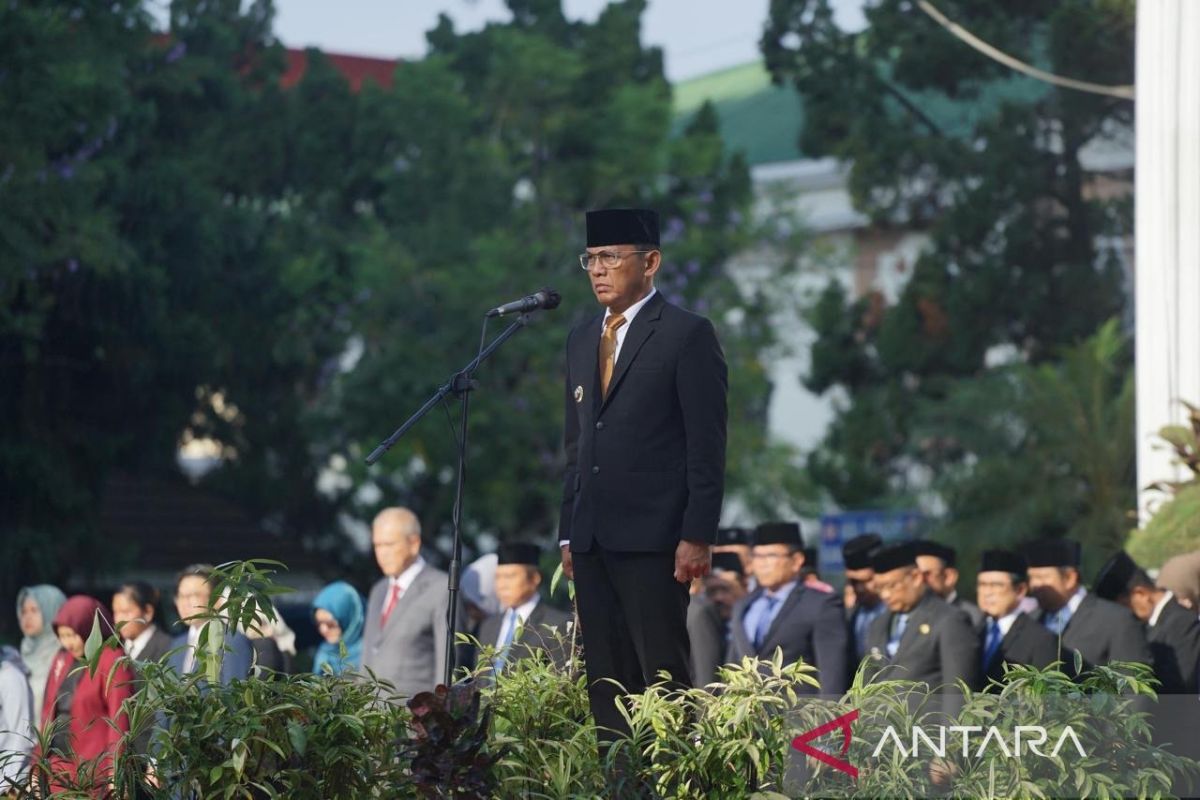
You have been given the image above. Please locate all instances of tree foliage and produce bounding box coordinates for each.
[761,0,1134,520]
[1,0,805,625]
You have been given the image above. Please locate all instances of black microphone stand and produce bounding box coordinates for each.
[365,312,533,688]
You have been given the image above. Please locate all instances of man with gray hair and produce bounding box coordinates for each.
[362,507,452,698]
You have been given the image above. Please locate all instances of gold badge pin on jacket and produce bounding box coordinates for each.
[574,385,584,404]
[919,623,931,635]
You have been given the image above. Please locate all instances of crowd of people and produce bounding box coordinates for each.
[3,503,1199,793]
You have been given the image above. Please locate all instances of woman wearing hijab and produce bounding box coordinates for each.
[311,581,365,676]
[16,584,66,716]
[38,595,135,795]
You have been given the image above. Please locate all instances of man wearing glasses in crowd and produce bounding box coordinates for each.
[558,208,728,749]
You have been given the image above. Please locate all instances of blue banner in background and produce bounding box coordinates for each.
[818,510,925,575]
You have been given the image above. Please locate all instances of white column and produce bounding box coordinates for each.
[1135,0,1200,522]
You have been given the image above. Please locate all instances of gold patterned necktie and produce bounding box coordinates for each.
[599,313,627,397]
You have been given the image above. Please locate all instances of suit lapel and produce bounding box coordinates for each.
[575,314,603,417]
[732,594,757,656]
[599,293,664,414]
[385,569,424,631]
[761,585,804,653]
[896,592,935,655]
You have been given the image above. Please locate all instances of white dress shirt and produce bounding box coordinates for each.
[125,624,159,660]
[994,608,1021,638]
[1150,590,1174,627]
[495,595,541,648]
[602,287,658,365]
[383,556,427,616]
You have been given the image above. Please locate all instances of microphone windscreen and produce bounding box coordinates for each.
[541,287,562,310]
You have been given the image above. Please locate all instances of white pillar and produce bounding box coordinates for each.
[1135,0,1200,522]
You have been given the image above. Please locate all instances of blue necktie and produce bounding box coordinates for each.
[886,613,908,658]
[1043,609,1065,635]
[753,595,781,651]
[492,609,518,673]
[982,618,1002,669]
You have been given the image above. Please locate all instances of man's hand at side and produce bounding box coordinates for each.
[560,544,575,581]
[674,540,712,583]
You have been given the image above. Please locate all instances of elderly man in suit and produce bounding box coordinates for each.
[477,542,571,675]
[1094,550,1200,694]
[915,541,985,633]
[558,208,727,745]
[362,507,452,698]
[1024,538,1152,677]
[728,522,849,695]
[975,549,1058,686]
[865,543,980,716]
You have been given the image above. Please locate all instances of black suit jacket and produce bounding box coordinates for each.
[476,600,572,670]
[951,595,987,634]
[983,612,1058,686]
[1148,597,1200,694]
[728,583,850,696]
[865,591,982,703]
[1055,593,1152,674]
[559,292,728,552]
[136,626,174,665]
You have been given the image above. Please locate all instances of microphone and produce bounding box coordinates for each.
[486,287,561,318]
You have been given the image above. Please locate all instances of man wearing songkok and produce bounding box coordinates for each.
[1094,550,1200,694]
[1024,538,1151,675]
[975,549,1057,685]
[843,533,885,662]
[727,522,849,695]
[915,540,985,633]
[558,207,728,745]
[477,543,571,675]
[865,542,981,712]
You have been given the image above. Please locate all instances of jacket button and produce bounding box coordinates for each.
[595,421,604,430]
[591,465,600,474]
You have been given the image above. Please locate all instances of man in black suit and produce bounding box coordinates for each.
[1094,550,1200,694]
[558,208,727,743]
[864,543,981,716]
[843,533,885,664]
[1024,538,1152,676]
[477,543,571,675]
[915,541,986,633]
[727,523,850,695]
[975,549,1058,686]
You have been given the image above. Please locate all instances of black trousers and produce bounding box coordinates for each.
[573,543,692,743]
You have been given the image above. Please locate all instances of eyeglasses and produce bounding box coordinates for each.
[578,249,655,271]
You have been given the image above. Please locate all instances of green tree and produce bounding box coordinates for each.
[762,0,1133,510]
[317,0,806,549]
[920,319,1134,578]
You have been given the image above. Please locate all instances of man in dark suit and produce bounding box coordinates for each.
[727,523,849,695]
[975,549,1058,686]
[843,533,885,664]
[915,541,986,633]
[688,552,744,686]
[362,507,455,699]
[167,564,253,685]
[558,208,727,744]
[476,543,571,675]
[1024,538,1152,676]
[1094,550,1200,694]
[865,543,981,715]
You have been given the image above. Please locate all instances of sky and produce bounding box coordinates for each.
[259,0,864,82]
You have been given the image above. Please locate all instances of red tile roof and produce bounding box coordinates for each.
[281,48,399,91]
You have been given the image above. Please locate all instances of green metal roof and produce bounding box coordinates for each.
[672,60,1047,167]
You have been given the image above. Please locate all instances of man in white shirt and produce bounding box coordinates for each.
[476,542,571,675]
[362,506,454,698]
